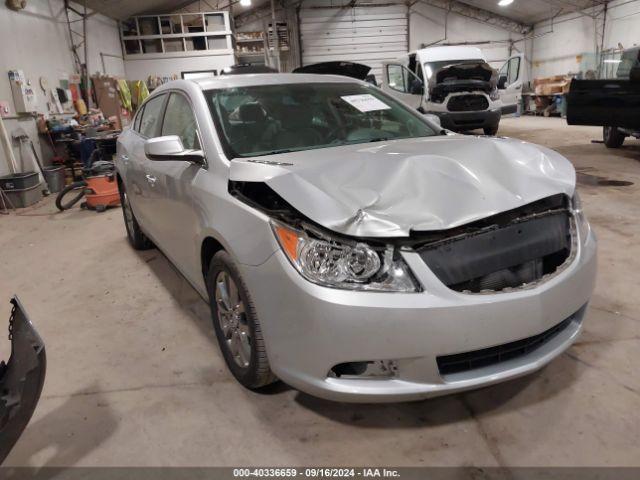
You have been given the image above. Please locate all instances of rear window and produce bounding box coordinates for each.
[133,106,144,132]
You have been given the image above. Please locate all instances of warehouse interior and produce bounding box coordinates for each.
[0,0,638,471]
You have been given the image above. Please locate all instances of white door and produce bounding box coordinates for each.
[498,54,524,115]
[299,1,408,82]
[380,62,423,110]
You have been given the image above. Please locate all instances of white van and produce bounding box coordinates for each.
[381,46,523,135]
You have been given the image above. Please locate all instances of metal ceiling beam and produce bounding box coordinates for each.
[538,0,606,20]
[234,2,275,27]
[415,0,532,34]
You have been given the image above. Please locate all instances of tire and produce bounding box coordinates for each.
[483,125,499,136]
[207,251,276,389]
[603,126,625,148]
[119,183,153,250]
[55,181,87,211]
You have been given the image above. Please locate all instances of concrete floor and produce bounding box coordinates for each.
[1,116,638,467]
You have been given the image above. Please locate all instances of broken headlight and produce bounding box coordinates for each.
[572,191,590,242]
[271,221,420,292]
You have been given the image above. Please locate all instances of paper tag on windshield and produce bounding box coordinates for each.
[341,94,391,113]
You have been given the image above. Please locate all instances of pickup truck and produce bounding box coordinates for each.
[567,46,640,148]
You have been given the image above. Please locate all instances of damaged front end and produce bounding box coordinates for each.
[411,194,578,293]
[230,179,582,295]
[0,297,46,464]
[230,180,421,292]
[429,62,498,104]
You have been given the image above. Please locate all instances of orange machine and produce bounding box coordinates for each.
[82,174,121,212]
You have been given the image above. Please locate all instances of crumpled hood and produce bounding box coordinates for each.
[229,135,576,237]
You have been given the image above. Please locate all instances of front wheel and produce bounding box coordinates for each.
[207,251,276,389]
[603,126,625,148]
[483,125,499,136]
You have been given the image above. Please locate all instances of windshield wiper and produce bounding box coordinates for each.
[368,137,391,143]
[250,148,294,157]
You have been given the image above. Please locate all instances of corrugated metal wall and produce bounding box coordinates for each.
[299,1,408,81]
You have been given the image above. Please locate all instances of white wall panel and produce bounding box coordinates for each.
[124,54,235,80]
[0,0,124,176]
[408,2,524,70]
[531,0,640,78]
[299,1,408,80]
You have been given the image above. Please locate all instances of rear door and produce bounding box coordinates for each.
[498,54,523,115]
[381,62,423,109]
[142,91,204,284]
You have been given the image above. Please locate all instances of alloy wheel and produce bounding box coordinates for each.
[215,271,251,368]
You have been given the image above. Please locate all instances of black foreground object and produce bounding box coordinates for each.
[0,297,46,464]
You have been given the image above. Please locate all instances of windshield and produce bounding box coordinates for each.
[205,82,437,158]
[424,59,485,80]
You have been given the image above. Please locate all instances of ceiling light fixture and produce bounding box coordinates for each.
[498,0,514,6]
[240,0,251,6]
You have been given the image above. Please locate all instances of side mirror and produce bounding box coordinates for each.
[498,75,508,89]
[410,79,424,95]
[144,135,205,165]
[423,113,441,128]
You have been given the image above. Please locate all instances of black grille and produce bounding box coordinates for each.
[417,195,573,293]
[436,310,581,376]
[447,94,489,112]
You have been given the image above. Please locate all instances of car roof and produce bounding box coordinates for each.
[192,73,361,90]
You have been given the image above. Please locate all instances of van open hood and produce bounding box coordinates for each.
[429,62,497,98]
[293,62,371,81]
[229,135,575,238]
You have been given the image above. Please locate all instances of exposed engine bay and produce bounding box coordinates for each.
[429,62,498,104]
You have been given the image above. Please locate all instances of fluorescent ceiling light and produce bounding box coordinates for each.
[603,59,622,63]
[498,0,514,6]
[240,0,251,6]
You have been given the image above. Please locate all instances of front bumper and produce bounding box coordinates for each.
[432,108,501,132]
[240,228,597,403]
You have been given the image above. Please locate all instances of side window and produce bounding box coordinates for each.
[161,93,201,150]
[139,95,166,138]
[133,106,144,132]
[498,61,509,84]
[387,64,408,93]
[387,64,421,94]
[508,56,521,84]
[415,63,425,83]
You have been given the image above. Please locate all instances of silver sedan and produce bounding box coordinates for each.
[116,74,597,402]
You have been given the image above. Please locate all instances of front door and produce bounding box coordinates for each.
[142,91,204,286]
[498,54,524,115]
[381,62,424,110]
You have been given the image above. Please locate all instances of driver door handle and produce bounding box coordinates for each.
[145,174,157,185]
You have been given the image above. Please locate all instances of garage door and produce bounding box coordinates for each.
[299,2,408,82]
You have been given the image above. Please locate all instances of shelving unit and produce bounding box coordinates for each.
[235,31,265,62]
[120,12,233,59]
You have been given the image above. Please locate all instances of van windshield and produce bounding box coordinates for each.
[205,82,437,158]
[424,59,485,79]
